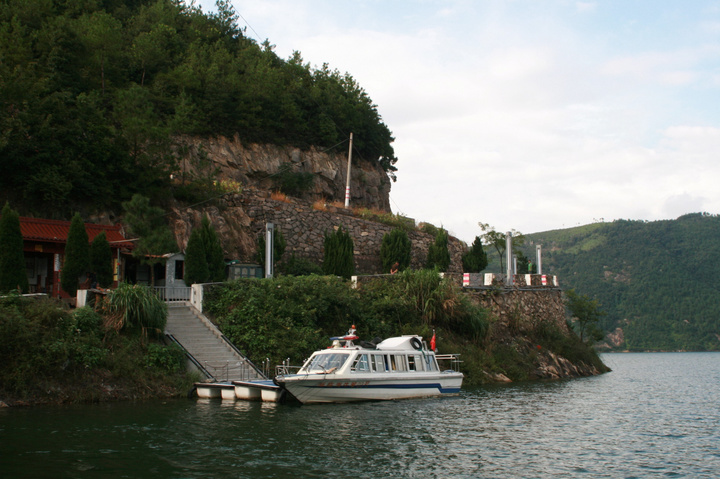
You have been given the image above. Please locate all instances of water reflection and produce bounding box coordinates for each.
[3,353,720,478]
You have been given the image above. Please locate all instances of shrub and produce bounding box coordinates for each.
[145,342,185,373]
[0,203,29,293]
[62,213,89,296]
[100,283,167,336]
[90,231,114,287]
[322,226,355,279]
[426,228,450,271]
[462,236,488,273]
[380,228,411,273]
[281,255,323,276]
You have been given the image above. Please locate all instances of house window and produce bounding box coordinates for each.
[174,260,184,280]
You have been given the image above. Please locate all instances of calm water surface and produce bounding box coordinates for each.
[1,353,719,478]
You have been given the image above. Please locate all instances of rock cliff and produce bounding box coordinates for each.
[177,135,391,211]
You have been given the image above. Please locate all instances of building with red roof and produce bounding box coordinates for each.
[18,217,135,298]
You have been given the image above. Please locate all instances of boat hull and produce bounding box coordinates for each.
[277,372,463,404]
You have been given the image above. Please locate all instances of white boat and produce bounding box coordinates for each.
[274,327,463,404]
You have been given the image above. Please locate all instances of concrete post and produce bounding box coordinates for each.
[505,231,512,285]
[265,223,274,279]
[536,244,543,275]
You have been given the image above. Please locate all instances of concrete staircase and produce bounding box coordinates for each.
[165,303,265,382]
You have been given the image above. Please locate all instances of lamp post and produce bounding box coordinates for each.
[344,133,353,208]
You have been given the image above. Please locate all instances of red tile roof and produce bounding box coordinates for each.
[18,217,135,249]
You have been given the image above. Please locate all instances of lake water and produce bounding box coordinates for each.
[2,353,719,478]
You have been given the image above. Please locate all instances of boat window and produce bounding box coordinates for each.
[390,355,407,372]
[414,354,425,371]
[370,354,387,372]
[409,354,424,371]
[300,353,350,373]
[351,354,370,372]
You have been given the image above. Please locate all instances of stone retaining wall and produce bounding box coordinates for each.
[220,189,466,274]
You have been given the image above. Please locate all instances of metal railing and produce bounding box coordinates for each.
[154,286,192,302]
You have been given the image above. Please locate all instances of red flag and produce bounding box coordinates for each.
[430,331,436,351]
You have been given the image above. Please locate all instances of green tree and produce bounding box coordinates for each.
[323,226,355,279]
[184,215,225,285]
[426,228,450,271]
[565,289,606,343]
[90,231,114,288]
[380,228,411,273]
[478,223,524,272]
[462,236,488,273]
[0,203,29,293]
[122,194,178,286]
[62,213,89,296]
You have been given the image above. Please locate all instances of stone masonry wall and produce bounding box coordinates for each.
[219,189,466,274]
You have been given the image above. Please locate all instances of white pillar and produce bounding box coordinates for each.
[536,244,543,275]
[265,223,274,279]
[505,231,513,285]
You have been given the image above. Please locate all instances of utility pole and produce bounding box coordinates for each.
[536,244,543,275]
[344,133,353,208]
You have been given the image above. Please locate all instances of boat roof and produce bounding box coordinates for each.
[376,336,422,351]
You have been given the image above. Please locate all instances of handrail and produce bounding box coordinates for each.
[219,334,267,379]
[165,333,215,380]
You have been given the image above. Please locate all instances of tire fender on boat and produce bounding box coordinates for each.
[410,337,423,350]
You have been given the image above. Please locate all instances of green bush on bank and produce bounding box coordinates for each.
[205,271,490,376]
[0,296,191,403]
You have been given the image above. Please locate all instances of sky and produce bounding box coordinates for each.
[196,0,720,243]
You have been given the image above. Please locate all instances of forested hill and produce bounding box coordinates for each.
[0,0,397,218]
[524,213,720,351]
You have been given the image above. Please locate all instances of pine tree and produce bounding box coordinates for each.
[90,231,114,287]
[462,236,488,273]
[62,213,89,296]
[0,203,29,293]
[184,215,225,284]
[201,216,226,282]
[380,228,411,273]
[322,226,355,279]
[426,228,450,271]
[184,227,209,285]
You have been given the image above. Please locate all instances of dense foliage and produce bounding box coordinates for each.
[204,272,605,384]
[98,283,168,335]
[322,226,355,279]
[426,228,451,271]
[0,294,189,403]
[0,0,397,217]
[0,203,28,293]
[524,213,720,351]
[184,215,225,284]
[90,231,114,288]
[204,271,490,380]
[462,236,488,273]
[380,228,411,273]
[61,213,90,296]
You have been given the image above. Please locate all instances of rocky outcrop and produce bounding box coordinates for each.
[176,135,391,211]
[468,288,607,381]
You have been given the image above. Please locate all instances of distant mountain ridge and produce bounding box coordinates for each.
[523,213,720,351]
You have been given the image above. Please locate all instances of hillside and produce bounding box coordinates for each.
[523,213,720,351]
[0,0,396,218]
